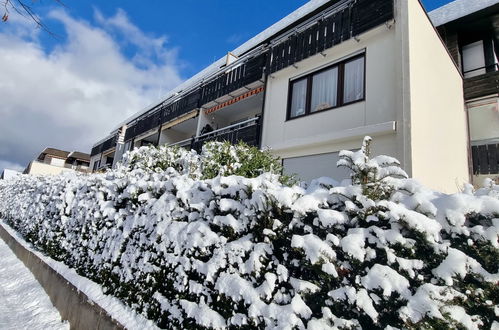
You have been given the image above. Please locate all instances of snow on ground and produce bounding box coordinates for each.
[0,237,69,330]
[0,221,159,330]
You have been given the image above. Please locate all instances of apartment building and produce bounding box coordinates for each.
[90,0,469,192]
[24,148,90,175]
[430,0,499,185]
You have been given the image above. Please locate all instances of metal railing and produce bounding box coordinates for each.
[191,117,261,152]
[463,63,499,77]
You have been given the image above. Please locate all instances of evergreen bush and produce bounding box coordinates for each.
[0,137,497,329]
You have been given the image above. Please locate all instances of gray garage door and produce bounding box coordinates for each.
[282,152,352,183]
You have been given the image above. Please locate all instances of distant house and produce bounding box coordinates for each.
[65,151,92,171]
[0,169,20,180]
[90,0,470,192]
[429,0,499,184]
[24,148,90,175]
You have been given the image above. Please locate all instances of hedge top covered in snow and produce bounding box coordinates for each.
[0,140,498,329]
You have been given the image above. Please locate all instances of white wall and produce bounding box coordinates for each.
[158,129,191,146]
[50,158,66,167]
[261,0,470,192]
[89,154,101,171]
[404,0,469,192]
[27,162,74,176]
[283,151,352,183]
[261,24,402,180]
[467,97,499,142]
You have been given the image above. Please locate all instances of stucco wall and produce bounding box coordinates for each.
[89,155,101,171]
[405,0,470,192]
[261,23,402,181]
[467,96,499,142]
[50,158,66,167]
[158,128,190,146]
[27,162,74,176]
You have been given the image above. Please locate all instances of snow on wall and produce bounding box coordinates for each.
[0,143,498,329]
[428,0,499,27]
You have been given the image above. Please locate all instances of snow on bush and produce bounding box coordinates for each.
[0,139,497,329]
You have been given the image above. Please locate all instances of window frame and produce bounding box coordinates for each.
[286,53,366,121]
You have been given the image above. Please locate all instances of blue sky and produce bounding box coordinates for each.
[41,0,451,77]
[0,0,453,172]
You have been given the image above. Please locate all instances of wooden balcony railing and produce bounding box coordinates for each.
[91,134,118,157]
[464,67,499,100]
[472,143,499,175]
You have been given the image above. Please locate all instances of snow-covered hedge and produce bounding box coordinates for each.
[120,141,293,184]
[0,139,498,329]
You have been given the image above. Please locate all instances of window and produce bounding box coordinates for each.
[462,38,498,78]
[462,41,486,78]
[287,54,365,120]
[289,78,308,117]
[311,67,338,112]
[344,57,365,103]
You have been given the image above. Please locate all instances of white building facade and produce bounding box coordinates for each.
[430,0,499,186]
[90,0,470,192]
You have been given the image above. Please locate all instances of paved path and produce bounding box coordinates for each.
[0,237,69,330]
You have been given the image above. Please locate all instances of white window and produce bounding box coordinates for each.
[287,54,365,120]
[311,67,338,112]
[462,40,486,78]
[344,56,365,103]
[289,78,308,118]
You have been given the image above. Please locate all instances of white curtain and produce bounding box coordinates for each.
[290,79,307,117]
[311,67,338,112]
[344,57,364,103]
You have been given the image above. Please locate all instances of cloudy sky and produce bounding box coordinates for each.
[0,0,450,173]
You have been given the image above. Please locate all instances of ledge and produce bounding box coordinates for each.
[0,223,125,330]
[268,121,397,153]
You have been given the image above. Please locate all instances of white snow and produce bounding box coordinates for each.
[361,264,411,299]
[291,233,336,264]
[433,247,499,285]
[429,0,499,27]
[0,141,498,329]
[0,221,159,330]
[0,236,69,330]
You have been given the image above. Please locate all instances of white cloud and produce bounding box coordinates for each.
[0,160,25,173]
[0,8,184,172]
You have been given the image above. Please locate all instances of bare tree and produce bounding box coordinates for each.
[1,0,64,35]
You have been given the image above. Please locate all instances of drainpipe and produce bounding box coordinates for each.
[258,50,270,150]
[155,125,162,147]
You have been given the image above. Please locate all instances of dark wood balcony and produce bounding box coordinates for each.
[90,134,118,157]
[464,68,499,100]
[472,143,499,175]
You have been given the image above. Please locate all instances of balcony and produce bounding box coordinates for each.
[91,134,118,157]
[191,117,261,152]
[464,65,499,100]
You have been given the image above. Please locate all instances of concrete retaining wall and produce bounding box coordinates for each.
[0,224,125,330]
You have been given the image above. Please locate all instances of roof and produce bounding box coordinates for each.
[67,151,91,162]
[428,0,499,27]
[110,0,333,132]
[39,147,70,159]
